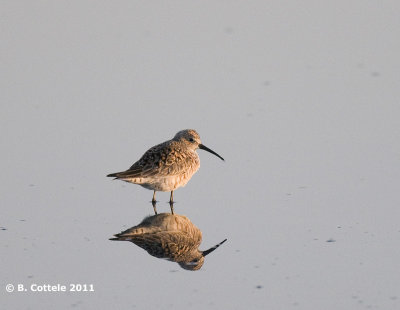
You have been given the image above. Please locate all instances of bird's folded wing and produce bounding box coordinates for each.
[120,152,192,178]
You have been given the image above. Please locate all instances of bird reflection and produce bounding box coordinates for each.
[110,212,227,270]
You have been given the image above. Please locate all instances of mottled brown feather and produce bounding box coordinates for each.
[108,140,198,179]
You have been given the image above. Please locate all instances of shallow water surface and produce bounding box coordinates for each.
[2,1,400,309]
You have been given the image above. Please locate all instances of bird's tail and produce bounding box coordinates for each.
[109,233,129,241]
[107,172,119,178]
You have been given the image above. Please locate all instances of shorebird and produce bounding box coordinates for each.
[110,213,227,270]
[107,129,224,207]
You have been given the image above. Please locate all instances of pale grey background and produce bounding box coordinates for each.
[1,1,400,309]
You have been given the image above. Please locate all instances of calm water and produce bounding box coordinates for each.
[2,1,400,309]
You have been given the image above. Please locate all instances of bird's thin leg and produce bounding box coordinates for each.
[152,200,158,215]
[152,190,156,203]
[169,191,174,214]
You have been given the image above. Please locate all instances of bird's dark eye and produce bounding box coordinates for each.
[189,138,195,142]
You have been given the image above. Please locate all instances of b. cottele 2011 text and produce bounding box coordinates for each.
[16,283,94,292]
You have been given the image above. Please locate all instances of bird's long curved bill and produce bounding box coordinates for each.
[199,144,224,161]
[203,239,227,257]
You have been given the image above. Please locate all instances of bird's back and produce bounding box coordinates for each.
[107,140,200,191]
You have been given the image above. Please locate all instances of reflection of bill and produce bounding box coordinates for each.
[110,213,227,271]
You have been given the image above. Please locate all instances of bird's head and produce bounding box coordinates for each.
[173,129,224,161]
